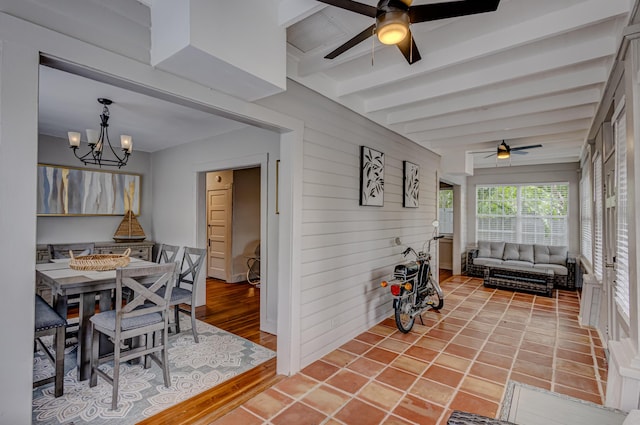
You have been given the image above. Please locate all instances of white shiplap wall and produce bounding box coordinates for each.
[258,81,440,367]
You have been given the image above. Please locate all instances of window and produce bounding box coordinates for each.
[580,162,592,267]
[476,183,569,245]
[439,189,453,234]
[593,152,603,280]
[614,108,630,319]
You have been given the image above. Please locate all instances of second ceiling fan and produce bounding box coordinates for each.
[487,141,543,159]
[318,0,501,64]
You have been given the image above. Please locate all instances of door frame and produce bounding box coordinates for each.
[194,153,274,335]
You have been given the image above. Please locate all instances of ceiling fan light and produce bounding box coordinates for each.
[377,12,409,45]
[497,150,510,159]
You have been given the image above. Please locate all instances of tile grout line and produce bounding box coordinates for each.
[223,278,605,425]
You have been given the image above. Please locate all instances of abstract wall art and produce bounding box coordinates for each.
[37,164,141,216]
[360,146,384,206]
[403,161,419,208]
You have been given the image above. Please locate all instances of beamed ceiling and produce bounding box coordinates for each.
[284,0,631,168]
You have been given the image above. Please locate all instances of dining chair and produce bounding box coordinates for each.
[47,242,95,260]
[34,294,67,397]
[155,243,181,264]
[89,262,178,410]
[163,247,206,343]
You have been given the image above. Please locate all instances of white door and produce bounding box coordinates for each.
[601,152,616,346]
[207,188,232,280]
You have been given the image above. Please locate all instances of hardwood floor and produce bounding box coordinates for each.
[439,268,453,282]
[138,278,279,425]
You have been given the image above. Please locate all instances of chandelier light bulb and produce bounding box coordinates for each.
[120,135,133,153]
[86,129,99,145]
[68,132,81,147]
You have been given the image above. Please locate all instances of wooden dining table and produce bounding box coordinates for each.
[35,258,158,381]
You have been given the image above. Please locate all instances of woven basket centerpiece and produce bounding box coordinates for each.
[69,248,131,271]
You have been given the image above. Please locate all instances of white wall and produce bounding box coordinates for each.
[0,39,40,423]
[257,81,441,367]
[151,126,280,332]
[0,13,303,421]
[36,134,153,244]
[466,163,581,254]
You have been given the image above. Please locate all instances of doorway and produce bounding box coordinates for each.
[205,167,261,284]
[197,158,275,335]
[438,182,454,277]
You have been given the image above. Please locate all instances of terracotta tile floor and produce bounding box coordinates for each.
[212,276,607,425]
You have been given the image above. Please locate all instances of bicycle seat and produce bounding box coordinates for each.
[394,263,419,279]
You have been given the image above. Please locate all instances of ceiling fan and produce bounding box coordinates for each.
[317,0,501,64]
[486,141,543,159]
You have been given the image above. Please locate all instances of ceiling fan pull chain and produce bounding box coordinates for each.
[371,28,375,66]
[410,31,413,63]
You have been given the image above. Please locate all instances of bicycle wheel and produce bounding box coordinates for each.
[425,278,444,310]
[246,258,260,285]
[394,296,415,333]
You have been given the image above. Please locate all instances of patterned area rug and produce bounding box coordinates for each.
[32,318,276,424]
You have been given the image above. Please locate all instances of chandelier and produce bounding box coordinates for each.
[67,98,132,168]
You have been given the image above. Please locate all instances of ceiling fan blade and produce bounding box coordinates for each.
[484,153,496,159]
[510,144,543,151]
[512,151,529,155]
[396,29,421,64]
[324,24,376,59]
[409,0,500,23]
[316,0,377,17]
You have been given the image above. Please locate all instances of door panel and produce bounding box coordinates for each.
[207,189,232,280]
[601,153,616,345]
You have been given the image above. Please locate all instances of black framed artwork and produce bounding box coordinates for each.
[359,146,384,206]
[403,161,419,208]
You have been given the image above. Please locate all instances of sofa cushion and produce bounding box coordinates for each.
[503,260,534,268]
[534,245,567,265]
[503,243,534,263]
[473,257,504,266]
[533,263,567,276]
[478,241,505,259]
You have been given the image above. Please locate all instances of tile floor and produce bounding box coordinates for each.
[212,276,607,425]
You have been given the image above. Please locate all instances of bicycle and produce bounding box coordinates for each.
[246,244,260,286]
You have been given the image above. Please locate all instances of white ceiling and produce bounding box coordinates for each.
[285,0,632,168]
[30,0,633,167]
[38,66,248,153]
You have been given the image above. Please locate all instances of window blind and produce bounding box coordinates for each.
[614,111,630,319]
[476,184,569,246]
[580,167,592,266]
[593,153,603,280]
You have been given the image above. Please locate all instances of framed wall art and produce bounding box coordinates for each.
[37,164,141,216]
[360,146,384,206]
[403,161,419,208]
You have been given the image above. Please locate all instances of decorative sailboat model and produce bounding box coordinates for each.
[113,209,146,242]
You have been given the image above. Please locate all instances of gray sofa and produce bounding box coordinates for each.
[467,241,576,290]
